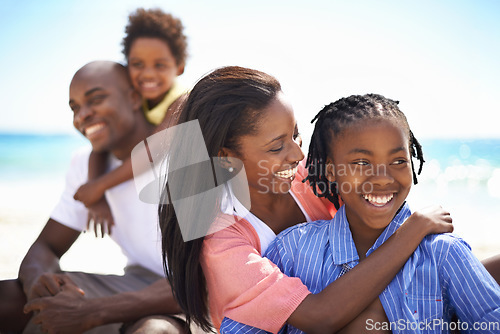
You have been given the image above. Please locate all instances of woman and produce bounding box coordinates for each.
[159,66,453,333]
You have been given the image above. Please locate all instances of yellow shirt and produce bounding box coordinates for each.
[143,81,187,125]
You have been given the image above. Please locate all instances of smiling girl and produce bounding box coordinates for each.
[221,94,500,333]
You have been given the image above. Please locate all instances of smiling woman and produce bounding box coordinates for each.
[220,92,305,215]
[159,66,455,334]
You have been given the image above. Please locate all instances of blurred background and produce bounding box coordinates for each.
[1,0,499,279]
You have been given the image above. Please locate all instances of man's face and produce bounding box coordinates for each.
[69,70,137,153]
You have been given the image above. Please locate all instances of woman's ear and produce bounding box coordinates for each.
[217,148,234,169]
[325,158,336,183]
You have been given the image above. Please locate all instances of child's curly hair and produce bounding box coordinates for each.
[122,8,188,67]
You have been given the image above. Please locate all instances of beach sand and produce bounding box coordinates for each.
[0,181,126,280]
[0,211,127,280]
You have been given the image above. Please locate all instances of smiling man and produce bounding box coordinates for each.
[0,61,201,334]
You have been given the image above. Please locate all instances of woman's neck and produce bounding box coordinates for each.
[249,190,306,234]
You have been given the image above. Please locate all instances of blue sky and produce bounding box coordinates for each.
[1,0,499,140]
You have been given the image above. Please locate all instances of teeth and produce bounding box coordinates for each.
[362,193,394,207]
[274,166,298,179]
[142,82,158,89]
[85,123,105,137]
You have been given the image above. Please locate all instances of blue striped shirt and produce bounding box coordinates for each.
[220,203,500,334]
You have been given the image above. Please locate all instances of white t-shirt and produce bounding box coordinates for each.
[50,147,164,276]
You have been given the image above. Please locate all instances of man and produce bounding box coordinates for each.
[0,61,193,333]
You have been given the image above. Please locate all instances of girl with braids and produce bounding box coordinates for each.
[222,94,500,333]
[73,8,189,234]
[160,68,455,334]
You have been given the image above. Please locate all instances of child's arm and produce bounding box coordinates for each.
[73,151,116,236]
[73,151,109,207]
[482,254,500,285]
[74,159,133,207]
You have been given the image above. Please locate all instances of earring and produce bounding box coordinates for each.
[228,167,234,173]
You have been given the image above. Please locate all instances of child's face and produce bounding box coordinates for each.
[326,118,413,234]
[127,37,184,105]
[223,92,304,196]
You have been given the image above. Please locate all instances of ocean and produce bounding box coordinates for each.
[0,133,499,278]
[2,134,498,183]
[0,133,88,180]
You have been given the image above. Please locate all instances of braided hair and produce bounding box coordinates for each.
[305,93,424,209]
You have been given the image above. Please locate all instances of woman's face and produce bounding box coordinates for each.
[127,37,184,106]
[228,92,304,196]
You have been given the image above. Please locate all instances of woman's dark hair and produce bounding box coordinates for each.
[122,7,188,67]
[305,93,424,209]
[159,66,281,331]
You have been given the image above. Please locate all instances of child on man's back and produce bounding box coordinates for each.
[73,8,188,235]
[221,94,500,333]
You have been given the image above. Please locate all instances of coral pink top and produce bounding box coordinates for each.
[201,162,337,333]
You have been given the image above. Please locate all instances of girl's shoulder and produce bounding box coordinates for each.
[269,219,332,255]
[422,232,471,252]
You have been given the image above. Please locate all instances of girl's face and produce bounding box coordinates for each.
[227,92,304,196]
[326,118,413,235]
[127,37,184,106]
